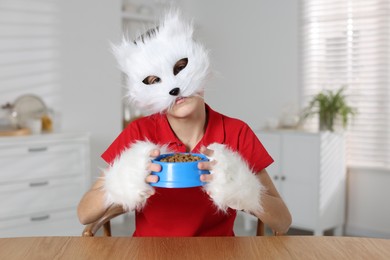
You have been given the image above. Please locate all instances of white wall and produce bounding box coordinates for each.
[346,168,390,238]
[59,0,122,178]
[181,0,300,130]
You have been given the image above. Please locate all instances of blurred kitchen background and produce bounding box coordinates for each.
[1,0,389,238]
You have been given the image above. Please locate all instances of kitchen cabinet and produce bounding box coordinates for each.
[0,133,90,237]
[256,130,346,235]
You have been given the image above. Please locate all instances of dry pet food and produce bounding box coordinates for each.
[160,154,202,162]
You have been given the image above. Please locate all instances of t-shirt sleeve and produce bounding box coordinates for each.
[238,124,274,173]
[101,122,142,165]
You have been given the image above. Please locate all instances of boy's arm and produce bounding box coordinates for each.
[77,148,162,225]
[77,173,108,225]
[199,146,292,234]
[252,170,291,234]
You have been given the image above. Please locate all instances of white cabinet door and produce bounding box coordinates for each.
[258,132,315,228]
[281,134,319,183]
[281,180,316,228]
[0,209,83,237]
[0,176,85,218]
[256,130,345,234]
[281,134,319,228]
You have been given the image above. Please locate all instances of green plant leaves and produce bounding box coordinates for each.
[303,87,356,131]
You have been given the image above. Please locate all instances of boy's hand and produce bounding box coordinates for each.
[201,143,266,213]
[104,141,166,211]
[145,149,162,185]
[198,146,215,183]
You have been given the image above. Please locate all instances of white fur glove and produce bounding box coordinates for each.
[204,143,266,213]
[103,141,168,211]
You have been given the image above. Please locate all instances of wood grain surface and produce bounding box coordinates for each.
[1,236,389,259]
[0,127,30,136]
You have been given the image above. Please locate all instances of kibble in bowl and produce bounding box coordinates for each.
[151,153,210,188]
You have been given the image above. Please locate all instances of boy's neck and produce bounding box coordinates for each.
[167,105,207,152]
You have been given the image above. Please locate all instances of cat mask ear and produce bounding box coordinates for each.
[159,10,194,40]
[112,9,195,76]
[111,37,138,74]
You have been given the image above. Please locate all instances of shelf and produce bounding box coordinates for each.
[122,12,156,23]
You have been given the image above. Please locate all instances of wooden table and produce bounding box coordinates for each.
[1,236,389,259]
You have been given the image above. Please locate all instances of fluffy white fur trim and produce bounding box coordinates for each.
[204,143,266,213]
[103,141,168,211]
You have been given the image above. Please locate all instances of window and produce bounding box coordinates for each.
[301,0,390,169]
[0,0,61,109]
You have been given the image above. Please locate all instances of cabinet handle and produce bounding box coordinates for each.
[30,214,50,222]
[29,181,49,187]
[28,147,48,153]
[274,176,279,180]
[281,176,286,181]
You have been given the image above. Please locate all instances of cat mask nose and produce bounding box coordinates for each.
[169,87,180,96]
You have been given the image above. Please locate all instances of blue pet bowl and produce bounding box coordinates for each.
[151,153,210,188]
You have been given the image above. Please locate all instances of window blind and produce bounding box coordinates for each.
[301,0,390,169]
[0,0,60,109]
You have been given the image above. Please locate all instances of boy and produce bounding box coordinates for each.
[78,11,291,236]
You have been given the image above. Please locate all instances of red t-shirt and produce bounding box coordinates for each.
[101,104,273,237]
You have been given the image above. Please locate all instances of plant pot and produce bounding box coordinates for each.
[319,119,331,131]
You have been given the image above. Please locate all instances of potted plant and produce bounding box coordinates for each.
[302,88,356,131]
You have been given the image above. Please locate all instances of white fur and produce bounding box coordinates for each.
[204,143,266,214]
[112,10,211,115]
[103,141,168,211]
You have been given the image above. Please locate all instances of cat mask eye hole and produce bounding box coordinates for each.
[142,75,161,85]
[173,58,188,76]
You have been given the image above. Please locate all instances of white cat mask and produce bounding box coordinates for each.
[112,11,211,115]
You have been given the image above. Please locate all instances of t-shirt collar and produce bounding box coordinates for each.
[200,103,225,147]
